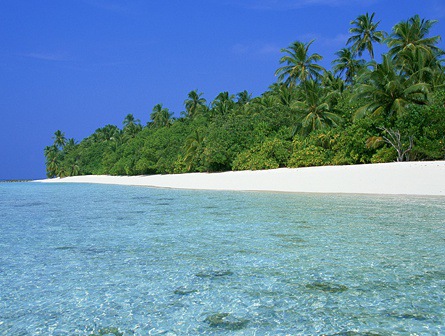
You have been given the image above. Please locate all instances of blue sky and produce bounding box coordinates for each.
[1,0,444,179]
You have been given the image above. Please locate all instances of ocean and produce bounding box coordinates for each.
[1,182,444,335]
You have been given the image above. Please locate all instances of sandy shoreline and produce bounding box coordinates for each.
[35,161,445,196]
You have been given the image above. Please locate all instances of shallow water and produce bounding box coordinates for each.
[0,183,444,335]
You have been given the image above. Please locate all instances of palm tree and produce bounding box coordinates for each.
[44,144,57,158]
[265,83,298,107]
[69,160,80,176]
[150,104,173,127]
[123,113,140,128]
[387,15,442,59]
[184,90,206,118]
[111,131,125,151]
[275,40,324,86]
[332,48,366,83]
[63,138,77,153]
[397,46,444,89]
[429,62,445,91]
[291,80,342,135]
[354,55,429,122]
[347,13,386,59]
[184,130,205,171]
[321,71,345,96]
[236,90,252,105]
[57,166,68,178]
[123,114,142,137]
[52,130,66,150]
[93,124,121,142]
[211,92,235,115]
[276,85,296,107]
[250,95,277,113]
[44,145,60,177]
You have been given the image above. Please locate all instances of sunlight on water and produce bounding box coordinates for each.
[0,183,444,335]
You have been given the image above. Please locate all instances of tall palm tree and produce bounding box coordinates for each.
[387,15,442,59]
[211,92,235,115]
[111,131,125,151]
[122,114,142,136]
[64,138,77,152]
[44,145,60,177]
[276,85,296,107]
[236,90,252,105]
[150,104,173,127]
[398,46,444,89]
[321,71,345,96]
[93,124,121,143]
[250,95,277,112]
[347,12,386,59]
[332,48,366,83]
[184,130,205,171]
[266,83,298,107]
[52,130,66,150]
[275,40,324,86]
[57,166,68,178]
[354,55,429,122]
[184,90,206,118]
[44,145,57,158]
[69,160,80,176]
[291,80,342,135]
[123,113,139,128]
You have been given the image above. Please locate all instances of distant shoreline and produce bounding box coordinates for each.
[35,161,445,196]
[1,179,33,183]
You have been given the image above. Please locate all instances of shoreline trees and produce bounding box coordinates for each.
[45,14,445,178]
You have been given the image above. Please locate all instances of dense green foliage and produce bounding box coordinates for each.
[45,14,445,178]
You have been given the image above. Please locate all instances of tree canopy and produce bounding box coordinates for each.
[45,13,445,178]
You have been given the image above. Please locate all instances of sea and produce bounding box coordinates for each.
[0,182,444,335]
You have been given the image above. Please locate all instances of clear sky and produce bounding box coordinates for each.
[1,0,444,180]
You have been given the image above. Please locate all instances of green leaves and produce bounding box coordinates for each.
[347,12,386,59]
[232,138,291,171]
[275,40,324,86]
[184,90,206,118]
[353,55,430,122]
[332,48,365,84]
[150,104,173,128]
[387,14,442,59]
[291,80,343,136]
[44,13,445,176]
[52,130,66,150]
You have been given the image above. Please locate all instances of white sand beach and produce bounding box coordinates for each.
[36,161,445,196]
[37,161,445,196]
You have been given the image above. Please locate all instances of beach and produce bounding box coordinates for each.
[35,161,445,196]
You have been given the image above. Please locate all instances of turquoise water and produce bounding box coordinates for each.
[0,183,444,335]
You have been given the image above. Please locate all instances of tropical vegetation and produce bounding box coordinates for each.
[45,14,445,178]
